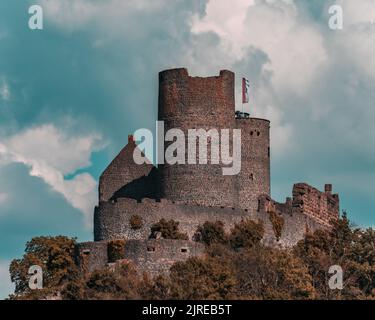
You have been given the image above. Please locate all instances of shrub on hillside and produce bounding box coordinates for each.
[150,219,188,240]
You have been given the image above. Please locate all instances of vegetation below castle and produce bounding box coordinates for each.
[8,214,375,300]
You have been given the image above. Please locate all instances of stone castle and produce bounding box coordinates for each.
[76,68,340,275]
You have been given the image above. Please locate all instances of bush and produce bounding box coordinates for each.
[62,280,85,300]
[195,221,227,246]
[269,212,285,241]
[229,219,264,250]
[107,240,126,263]
[168,257,237,299]
[150,219,188,240]
[129,215,143,230]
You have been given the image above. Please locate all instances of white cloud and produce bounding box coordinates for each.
[0,124,104,226]
[192,0,327,93]
[337,0,375,26]
[330,1,375,80]
[4,124,101,175]
[0,79,10,100]
[0,260,14,299]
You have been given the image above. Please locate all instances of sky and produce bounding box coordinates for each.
[0,0,374,298]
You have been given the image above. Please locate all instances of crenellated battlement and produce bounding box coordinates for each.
[292,183,339,227]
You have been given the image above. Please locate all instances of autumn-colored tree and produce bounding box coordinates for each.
[9,214,375,300]
[294,213,374,299]
[229,219,264,250]
[195,221,227,246]
[167,256,237,300]
[233,247,315,299]
[9,236,78,299]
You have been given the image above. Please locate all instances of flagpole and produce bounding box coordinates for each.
[242,77,244,117]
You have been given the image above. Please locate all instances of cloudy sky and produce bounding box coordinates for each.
[0,0,374,298]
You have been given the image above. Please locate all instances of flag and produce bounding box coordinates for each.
[242,78,250,104]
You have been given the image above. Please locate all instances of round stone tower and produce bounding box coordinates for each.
[158,68,237,207]
[236,118,270,211]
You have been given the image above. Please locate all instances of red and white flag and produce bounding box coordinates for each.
[242,78,250,104]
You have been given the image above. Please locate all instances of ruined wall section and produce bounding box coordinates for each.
[292,183,339,227]
[236,118,270,212]
[257,195,329,247]
[158,68,237,207]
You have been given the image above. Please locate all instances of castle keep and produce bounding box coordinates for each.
[76,69,340,275]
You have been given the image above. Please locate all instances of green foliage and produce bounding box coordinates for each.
[150,219,188,240]
[107,239,126,263]
[195,221,227,246]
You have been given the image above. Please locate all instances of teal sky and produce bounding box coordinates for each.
[0,0,374,298]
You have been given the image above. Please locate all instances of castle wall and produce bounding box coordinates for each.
[292,183,339,227]
[75,239,205,276]
[158,68,238,207]
[236,118,271,212]
[94,197,327,248]
[124,239,205,275]
[75,241,108,273]
[94,198,248,242]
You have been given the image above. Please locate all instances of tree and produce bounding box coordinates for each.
[195,221,227,246]
[229,219,264,250]
[167,257,237,300]
[294,213,374,299]
[9,236,78,298]
[233,247,315,299]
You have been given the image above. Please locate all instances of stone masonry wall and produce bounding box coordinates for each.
[99,136,153,202]
[292,183,339,227]
[158,68,238,208]
[75,241,108,273]
[236,118,271,212]
[124,239,205,276]
[94,196,327,249]
[75,239,205,276]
